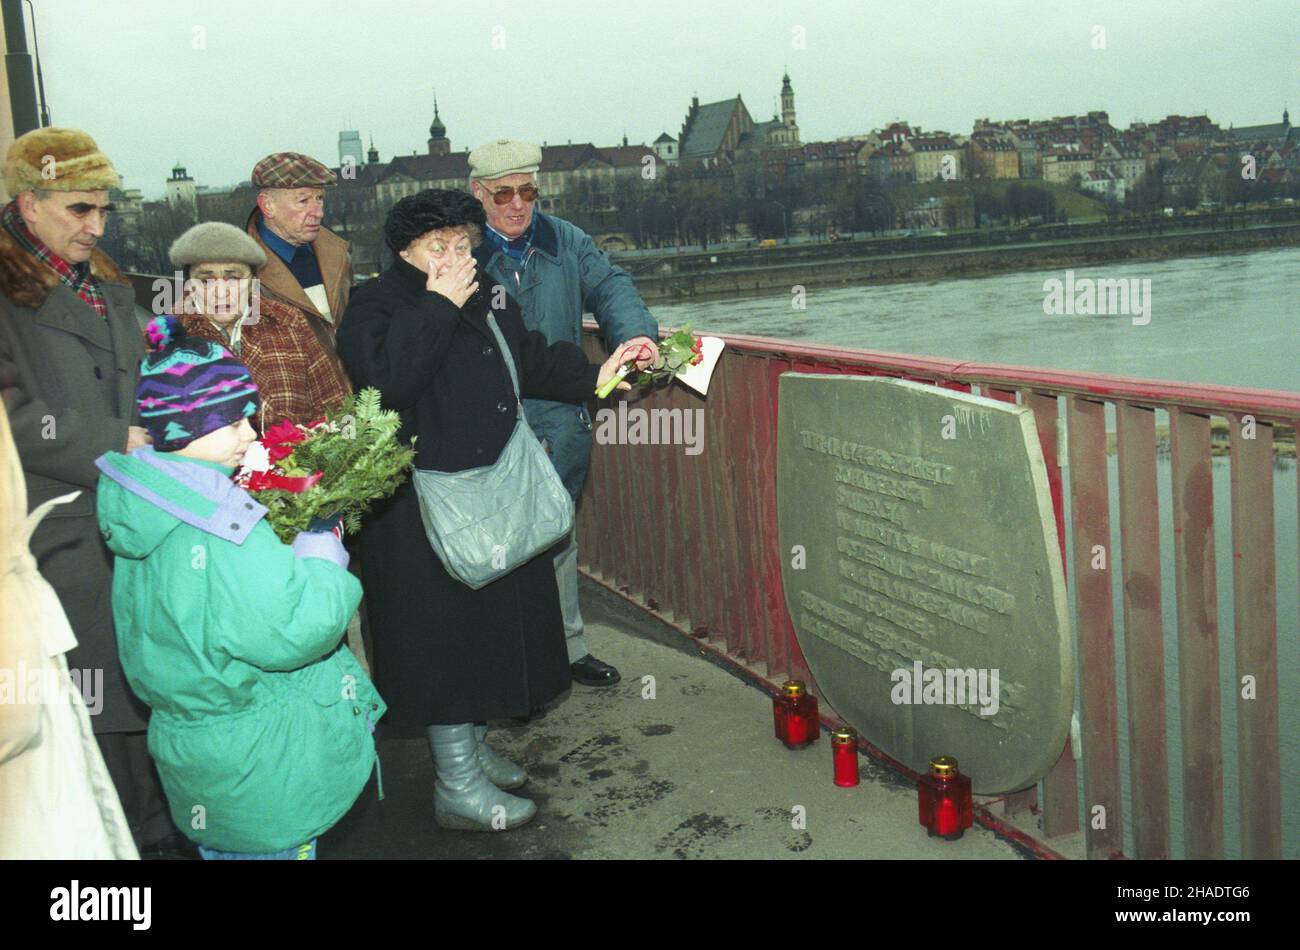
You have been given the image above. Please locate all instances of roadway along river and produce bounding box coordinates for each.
[653,246,1299,393]
[656,246,1299,858]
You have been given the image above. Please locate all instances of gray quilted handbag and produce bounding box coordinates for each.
[412,312,574,590]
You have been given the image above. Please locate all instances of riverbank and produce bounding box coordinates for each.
[628,222,1300,303]
[1107,419,1296,459]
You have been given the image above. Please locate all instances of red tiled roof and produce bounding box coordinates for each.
[594,145,659,168]
[378,152,471,183]
[911,136,959,151]
[539,143,600,172]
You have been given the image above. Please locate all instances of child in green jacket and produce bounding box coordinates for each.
[95,315,384,859]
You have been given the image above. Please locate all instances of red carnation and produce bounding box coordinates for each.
[263,418,307,462]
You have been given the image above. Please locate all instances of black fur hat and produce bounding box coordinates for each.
[384,189,486,254]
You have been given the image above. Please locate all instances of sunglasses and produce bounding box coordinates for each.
[484,183,540,205]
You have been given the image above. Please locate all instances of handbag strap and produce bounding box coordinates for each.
[484,313,522,407]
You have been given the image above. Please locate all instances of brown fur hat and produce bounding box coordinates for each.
[4,127,120,195]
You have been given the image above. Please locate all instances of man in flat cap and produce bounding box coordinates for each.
[0,128,184,854]
[469,138,660,689]
[244,152,351,395]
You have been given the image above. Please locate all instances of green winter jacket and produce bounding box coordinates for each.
[94,447,382,853]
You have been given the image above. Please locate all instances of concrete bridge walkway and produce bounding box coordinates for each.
[322,582,1032,860]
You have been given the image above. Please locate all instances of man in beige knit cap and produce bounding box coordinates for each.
[0,128,185,855]
[469,138,660,690]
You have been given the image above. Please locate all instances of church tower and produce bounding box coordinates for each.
[427,95,449,156]
[165,163,197,222]
[781,72,797,131]
[769,70,800,146]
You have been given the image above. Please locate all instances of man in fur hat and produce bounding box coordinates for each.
[0,127,182,855]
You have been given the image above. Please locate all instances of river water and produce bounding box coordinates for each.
[655,247,1299,857]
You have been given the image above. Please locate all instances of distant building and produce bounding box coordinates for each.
[376,151,469,206]
[427,96,450,156]
[109,184,143,226]
[969,133,1019,179]
[868,141,914,182]
[653,132,679,166]
[595,143,662,186]
[1081,168,1125,203]
[1095,142,1145,189]
[1162,154,1231,206]
[338,129,363,169]
[679,93,754,166]
[1224,109,1293,147]
[1041,144,1095,184]
[792,140,862,180]
[906,194,973,231]
[678,73,801,167]
[165,163,197,221]
[911,134,964,181]
[742,72,802,152]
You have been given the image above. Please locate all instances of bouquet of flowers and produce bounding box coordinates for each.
[235,387,415,544]
[595,325,706,399]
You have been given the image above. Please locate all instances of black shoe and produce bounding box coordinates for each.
[570,654,621,688]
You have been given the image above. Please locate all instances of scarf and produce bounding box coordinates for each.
[1,199,107,318]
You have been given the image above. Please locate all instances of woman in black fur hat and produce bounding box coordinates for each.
[336,189,651,832]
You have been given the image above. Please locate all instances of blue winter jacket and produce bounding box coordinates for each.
[476,213,657,499]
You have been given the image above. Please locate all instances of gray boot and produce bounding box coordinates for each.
[427,724,536,831]
[475,724,528,791]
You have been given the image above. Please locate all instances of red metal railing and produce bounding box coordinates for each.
[579,322,1297,860]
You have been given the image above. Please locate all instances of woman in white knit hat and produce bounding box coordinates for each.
[170,221,351,430]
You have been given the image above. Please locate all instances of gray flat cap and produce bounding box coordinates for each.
[468,139,542,180]
[169,221,267,269]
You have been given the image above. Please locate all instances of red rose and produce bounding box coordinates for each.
[263,418,307,462]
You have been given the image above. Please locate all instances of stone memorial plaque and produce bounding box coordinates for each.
[777,374,1072,794]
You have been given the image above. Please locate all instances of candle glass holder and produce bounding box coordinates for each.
[773,680,819,749]
[831,727,859,787]
[917,755,973,840]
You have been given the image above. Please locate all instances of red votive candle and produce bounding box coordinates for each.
[917,755,973,840]
[831,727,859,787]
[773,680,819,749]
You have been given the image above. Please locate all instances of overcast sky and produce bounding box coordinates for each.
[27,0,1300,198]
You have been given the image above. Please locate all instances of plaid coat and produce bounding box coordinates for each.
[181,298,352,430]
[244,209,352,396]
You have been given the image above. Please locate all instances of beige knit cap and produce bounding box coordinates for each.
[468,139,542,180]
[3,127,120,195]
[169,221,267,269]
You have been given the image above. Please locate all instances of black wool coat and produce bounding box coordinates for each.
[335,256,599,727]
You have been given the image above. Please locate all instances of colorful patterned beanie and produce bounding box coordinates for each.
[137,315,260,451]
